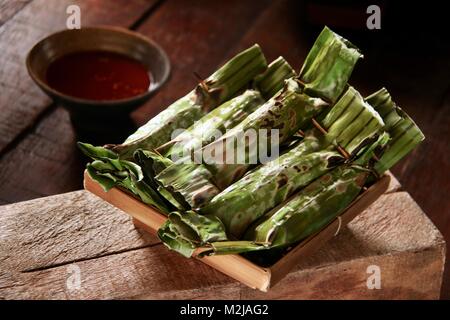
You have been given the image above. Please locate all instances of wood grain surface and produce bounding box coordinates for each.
[0,189,444,299]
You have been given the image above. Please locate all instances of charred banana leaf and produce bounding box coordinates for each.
[161,57,295,160]
[199,86,384,238]
[162,89,265,160]
[111,44,267,159]
[248,133,390,249]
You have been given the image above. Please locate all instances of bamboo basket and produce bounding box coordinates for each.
[84,171,390,291]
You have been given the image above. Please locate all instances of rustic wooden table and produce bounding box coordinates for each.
[0,0,448,299]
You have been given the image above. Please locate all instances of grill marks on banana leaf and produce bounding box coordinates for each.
[202,79,330,189]
[108,44,268,160]
[164,89,265,160]
[195,87,385,245]
[247,133,390,249]
[77,27,425,261]
[155,58,299,208]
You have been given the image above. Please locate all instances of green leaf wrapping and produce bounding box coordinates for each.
[158,211,228,257]
[247,133,390,249]
[162,89,265,160]
[81,143,172,213]
[254,56,296,99]
[199,86,384,239]
[134,149,173,177]
[155,161,221,209]
[133,150,191,210]
[202,78,329,189]
[156,87,386,255]
[158,221,196,258]
[147,27,364,213]
[365,88,425,174]
[110,44,268,159]
[168,211,228,243]
[299,26,363,103]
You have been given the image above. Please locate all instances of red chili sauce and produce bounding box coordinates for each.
[46,50,151,101]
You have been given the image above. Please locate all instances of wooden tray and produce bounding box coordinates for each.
[84,171,390,292]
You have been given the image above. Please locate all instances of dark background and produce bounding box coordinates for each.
[0,0,448,298]
[303,0,450,298]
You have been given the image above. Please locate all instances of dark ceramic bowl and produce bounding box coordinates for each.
[26,26,170,143]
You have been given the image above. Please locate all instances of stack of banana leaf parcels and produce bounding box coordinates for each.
[79,27,424,262]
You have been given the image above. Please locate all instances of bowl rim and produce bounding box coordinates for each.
[26,25,171,106]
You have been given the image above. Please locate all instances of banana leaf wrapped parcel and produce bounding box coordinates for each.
[158,88,424,257]
[199,87,384,238]
[79,45,269,208]
[132,57,296,210]
[154,26,363,209]
[159,56,295,160]
[112,44,268,160]
[365,88,425,174]
[77,26,426,265]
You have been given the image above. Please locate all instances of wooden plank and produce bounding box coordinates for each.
[0,190,444,299]
[83,170,167,232]
[0,108,85,202]
[0,190,158,272]
[242,248,444,300]
[0,244,239,300]
[0,0,158,154]
[0,0,31,26]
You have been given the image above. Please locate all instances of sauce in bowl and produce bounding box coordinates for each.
[46,50,151,101]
